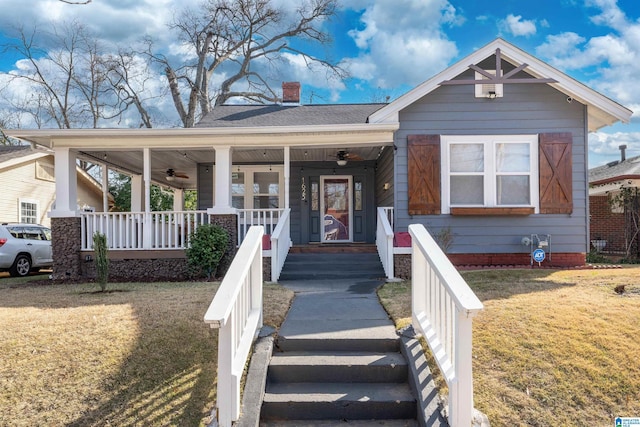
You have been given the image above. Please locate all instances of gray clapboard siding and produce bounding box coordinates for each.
[394,78,589,255]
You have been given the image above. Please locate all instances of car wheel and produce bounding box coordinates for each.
[9,254,32,277]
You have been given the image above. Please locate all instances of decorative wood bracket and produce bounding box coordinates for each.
[439,48,557,86]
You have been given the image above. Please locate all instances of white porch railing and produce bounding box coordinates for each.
[203,226,264,427]
[237,208,284,246]
[409,224,483,427]
[269,208,291,282]
[81,211,210,250]
[376,207,395,279]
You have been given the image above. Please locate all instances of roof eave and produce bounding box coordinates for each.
[6,122,400,149]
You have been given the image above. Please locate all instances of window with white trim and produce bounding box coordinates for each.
[231,165,284,210]
[19,199,39,224]
[441,135,539,213]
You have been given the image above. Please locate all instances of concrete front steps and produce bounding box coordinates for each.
[260,349,418,425]
[259,291,421,426]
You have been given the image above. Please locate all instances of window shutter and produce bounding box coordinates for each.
[408,135,441,215]
[539,133,573,214]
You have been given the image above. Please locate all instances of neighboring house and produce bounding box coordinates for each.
[0,145,111,227]
[6,38,632,281]
[589,145,640,257]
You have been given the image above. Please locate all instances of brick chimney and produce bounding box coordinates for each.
[282,82,301,104]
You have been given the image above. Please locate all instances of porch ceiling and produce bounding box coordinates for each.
[6,124,397,190]
[78,145,388,190]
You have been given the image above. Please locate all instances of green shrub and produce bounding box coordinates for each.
[93,232,109,291]
[586,249,611,264]
[186,224,229,280]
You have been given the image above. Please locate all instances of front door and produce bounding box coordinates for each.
[320,176,352,243]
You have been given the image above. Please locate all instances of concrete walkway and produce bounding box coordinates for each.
[277,278,398,350]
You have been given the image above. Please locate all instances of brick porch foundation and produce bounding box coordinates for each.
[393,252,586,279]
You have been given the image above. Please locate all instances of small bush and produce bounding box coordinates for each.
[186,224,229,280]
[93,232,109,291]
[586,250,611,264]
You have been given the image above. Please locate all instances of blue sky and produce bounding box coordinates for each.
[0,0,639,167]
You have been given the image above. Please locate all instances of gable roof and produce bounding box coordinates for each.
[369,38,632,132]
[0,144,51,169]
[197,103,386,128]
[589,155,640,184]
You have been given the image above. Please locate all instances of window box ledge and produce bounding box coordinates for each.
[450,207,535,216]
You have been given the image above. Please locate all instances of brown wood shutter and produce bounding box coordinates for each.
[539,133,573,214]
[408,135,441,215]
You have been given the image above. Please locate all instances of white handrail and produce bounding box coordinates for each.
[409,224,483,427]
[270,208,291,282]
[376,207,395,279]
[237,208,284,246]
[80,211,210,250]
[203,226,264,427]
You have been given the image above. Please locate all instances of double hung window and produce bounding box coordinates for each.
[442,135,538,213]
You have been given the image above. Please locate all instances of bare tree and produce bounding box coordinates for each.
[151,0,346,128]
[1,22,151,129]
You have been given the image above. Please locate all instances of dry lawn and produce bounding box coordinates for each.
[378,267,640,427]
[0,277,293,427]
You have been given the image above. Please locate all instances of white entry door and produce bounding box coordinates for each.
[320,176,352,243]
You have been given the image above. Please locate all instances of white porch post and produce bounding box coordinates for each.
[101,164,109,212]
[143,148,152,249]
[173,189,184,211]
[208,146,235,214]
[130,175,144,212]
[284,146,290,209]
[50,147,78,218]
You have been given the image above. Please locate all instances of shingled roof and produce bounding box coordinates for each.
[589,155,640,184]
[0,144,44,164]
[196,104,386,128]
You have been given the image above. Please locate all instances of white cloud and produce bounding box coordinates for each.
[589,131,640,167]
[341,0,461,89]
[536,2,640,110]
[501,14,537,37]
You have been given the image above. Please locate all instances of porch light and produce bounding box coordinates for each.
[487,90,497,99]
[337,159,347,166]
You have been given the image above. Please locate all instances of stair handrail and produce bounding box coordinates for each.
[409,224,483,427]
[270,208,291,282]
[204,226,264,427]
[376,207,395,279]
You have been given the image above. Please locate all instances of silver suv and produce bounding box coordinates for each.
[0,223,53,277]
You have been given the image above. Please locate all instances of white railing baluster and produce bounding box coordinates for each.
[79,211,211,251]
[376,207,395,279]
[409,224,483,427]
[269,208,291,282]
[204,226,264,427]
[236,209,284,246]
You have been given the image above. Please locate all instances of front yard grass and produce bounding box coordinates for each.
[378,267,640,427]
[0,279,293,427]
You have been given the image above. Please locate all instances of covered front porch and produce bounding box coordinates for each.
[9,123,397,282]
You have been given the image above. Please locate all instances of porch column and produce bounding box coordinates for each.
[207,146,237,277]
[101,164,109,212]
[143,148,152,249]
[208,146,235,214]
[173,189,184,211]
[130,175,144,212]
[284,146,290,209]
[50,147,82,281]
[51,147,78,218]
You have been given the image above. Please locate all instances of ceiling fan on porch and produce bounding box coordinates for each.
[330,150,363,166]
[165,168,189,181]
